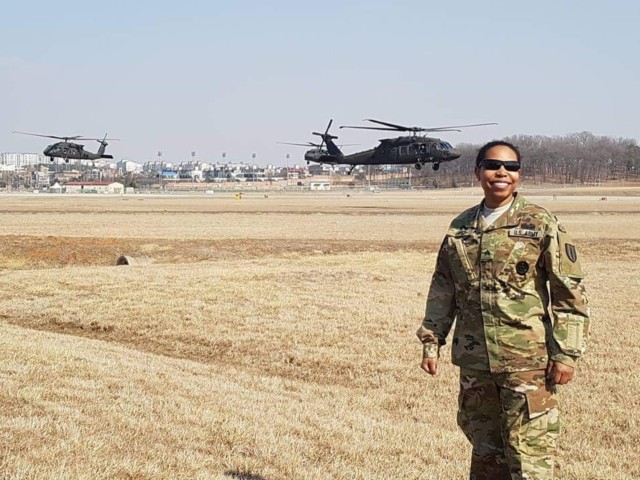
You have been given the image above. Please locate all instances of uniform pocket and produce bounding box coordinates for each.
[498,238,541,290]
[553,314,586,355]
[448,236,477,285]
[500,382,559,459]
[525,386,558,420]
[456,387,472,442]
[522,387,560,457]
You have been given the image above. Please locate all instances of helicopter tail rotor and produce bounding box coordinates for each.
[312,119,338,139]
[96,133,115,158]
[311,119,346,159]
[97,133,109,146]
[312,119,339,154]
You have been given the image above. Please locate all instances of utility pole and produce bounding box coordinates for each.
[252,153,257,182]
[157,151,163,189]
[191,151,196,183]
[222,152,227,183]
[285,153,290,191]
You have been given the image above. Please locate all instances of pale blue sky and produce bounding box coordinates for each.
[2,1,639,165]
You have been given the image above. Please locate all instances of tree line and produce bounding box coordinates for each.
[415,132,640,187]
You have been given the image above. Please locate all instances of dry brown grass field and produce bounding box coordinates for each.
[0,188,639,479]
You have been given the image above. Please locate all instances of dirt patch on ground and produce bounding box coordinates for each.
[2,235,639,270]
[0,235,440,270]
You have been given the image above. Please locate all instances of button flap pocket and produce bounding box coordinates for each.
[525,386,558,420]
[447,235,477,284]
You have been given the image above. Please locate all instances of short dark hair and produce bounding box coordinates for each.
[475,140,521,167]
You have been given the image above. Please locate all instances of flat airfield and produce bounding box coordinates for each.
[0,188,639,479]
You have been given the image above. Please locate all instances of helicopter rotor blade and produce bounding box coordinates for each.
[422,122,498,131]
[340,126,402,131]
[13,131,84,140]
[362,119,450,133]
[278,142,320,147]
[320,119,333,151]
[80,137,120,141]
[311,119,334,152]
[363,119,412,130]
[420,128,463,132]
[13,131,120,141]
[341,120,498,133]
[94,133,116,144]
[324,119,333,136]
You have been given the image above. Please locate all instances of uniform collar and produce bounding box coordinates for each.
[474,192,525,231]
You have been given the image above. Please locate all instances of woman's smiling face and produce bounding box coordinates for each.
[475,145,521,208]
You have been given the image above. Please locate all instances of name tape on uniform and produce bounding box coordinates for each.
[508,227,543,239]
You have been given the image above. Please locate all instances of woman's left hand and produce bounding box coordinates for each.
[546,360,575,385]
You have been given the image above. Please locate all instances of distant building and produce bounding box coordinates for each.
[143,160,175,173]
[160,170,178,180]
[309,181,331,191]
[308,164,335,175]
[117,160,141,174]
[0,153,18,167]
[1,153,48,168]
[64,181,124,194]
[31,171,51,189]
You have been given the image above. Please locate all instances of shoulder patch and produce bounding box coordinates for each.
[565,243,577,263]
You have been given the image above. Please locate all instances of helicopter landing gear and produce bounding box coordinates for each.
[432,163,440,171]
[414,163,422,170]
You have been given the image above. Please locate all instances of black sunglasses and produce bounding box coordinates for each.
[480,159,521,172]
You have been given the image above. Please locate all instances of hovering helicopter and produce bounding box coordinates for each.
[13,132,118,163]
[282,119,496,173]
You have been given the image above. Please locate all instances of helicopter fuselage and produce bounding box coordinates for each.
[43,141,113,161]
[306,136,460,167]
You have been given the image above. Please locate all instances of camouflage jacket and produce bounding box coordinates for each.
[417,193,590,372]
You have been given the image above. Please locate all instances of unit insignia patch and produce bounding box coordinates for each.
[516,261,530,275]
[565,244,578,263]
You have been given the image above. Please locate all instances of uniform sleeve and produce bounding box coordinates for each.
[416,238,457,358]
[542,220,591,367]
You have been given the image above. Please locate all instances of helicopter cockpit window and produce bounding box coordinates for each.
[442,142,453,149]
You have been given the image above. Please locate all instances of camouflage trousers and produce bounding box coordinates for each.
[457,368,560,480]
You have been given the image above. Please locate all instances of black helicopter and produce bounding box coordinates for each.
[282,119,496,173]
[13,132,118,163]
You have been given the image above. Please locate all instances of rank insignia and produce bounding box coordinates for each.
[565,244,578,262]
[516,261,529,275]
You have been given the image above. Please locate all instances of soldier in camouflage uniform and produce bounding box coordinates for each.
[417,141,590,480]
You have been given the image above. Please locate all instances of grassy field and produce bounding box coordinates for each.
[0,189,639,479]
